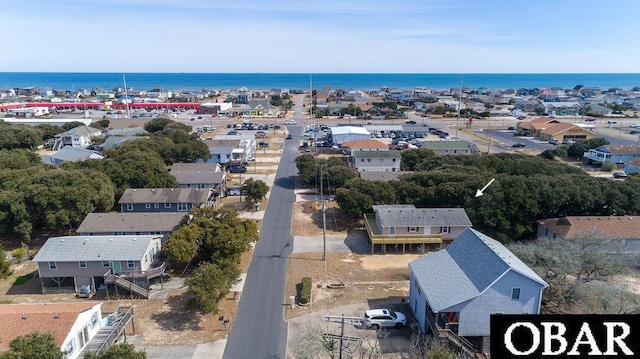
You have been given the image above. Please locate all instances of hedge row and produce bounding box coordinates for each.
[300,277,312,304]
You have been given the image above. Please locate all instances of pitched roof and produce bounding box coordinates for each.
[342,139,388,149]
[105,127,148,137]
[353,150,401,159]
[202,139,241,148]
[42,146,104,163]
[372,205,472,227]
[540,122,581,136]
[627,158,640,167]
[56,125,101,138]
[118,188,210,204]
[170,163,225,185]
[32,235,159,262]
[538,216,640,240]
[601,144,640,155]
[419,140,472,150]
[409,228,547,312]
[0,302,102,351]
[77,212,186,234]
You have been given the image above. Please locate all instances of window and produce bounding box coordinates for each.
[126,203,134,211]
[90,312,99,329]
[441,226,449,233]
[144,254,148,263]
[511,288,521,300]
[409,226,417,233]
[78,261,87,269]
[389,227,396,235]
[154,203,160,208]
[164,203,171,208]
[367,159,371,162]
[127,261,135,269]
[145,203,151,209]
[102,261,110,268]
[392,158,397,162]
[64,339,76,356]
[360,159,365,162]
[177,203,188,211]
[49,262,57,270]
[379,158,384,162]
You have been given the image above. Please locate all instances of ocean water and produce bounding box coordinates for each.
[0,72,639,92]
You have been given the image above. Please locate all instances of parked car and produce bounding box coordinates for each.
[258,141,269,148]
[227,130,240,135]
[513,131,527,136]
[548,139,559,145]
[362,309,407,329]
[561,139,575,145]
[229,165,247,173]
[507,125,516,131]
[613,172,629,179]
[512,142,526,148]
[286,134,293,140]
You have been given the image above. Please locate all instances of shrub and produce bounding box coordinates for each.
[11,248,26,259]
[0,246,10,279]
[300,277,312,304]
[602,162,616,172]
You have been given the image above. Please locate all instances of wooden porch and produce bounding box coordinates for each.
[363,214,443,254]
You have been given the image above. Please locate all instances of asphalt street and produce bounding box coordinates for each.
[223,99,305,359]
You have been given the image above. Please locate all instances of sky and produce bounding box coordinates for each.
[1,0,639,73]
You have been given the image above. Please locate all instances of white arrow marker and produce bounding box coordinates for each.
[475,178,495,197]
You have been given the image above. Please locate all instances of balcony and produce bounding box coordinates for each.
[363,214,443,254]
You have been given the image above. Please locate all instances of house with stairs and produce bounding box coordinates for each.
[33,235,165,298]
[0,302,134,359]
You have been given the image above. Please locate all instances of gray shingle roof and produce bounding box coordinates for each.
[353,150,402,159]
[41,147,104,163]
[118,188,210,204]
[76,212,187,233]
[372,205,472,227]
[32,235,159,262]
[409,228,547,312]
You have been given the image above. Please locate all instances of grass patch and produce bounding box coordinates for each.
[0,299,13,304]
[13,272,35,285]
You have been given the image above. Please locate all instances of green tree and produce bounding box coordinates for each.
[401,148,436,170]
[61,121,88,131]
[163,207,257,266]
[84,343,146,359]
[566,138,608,159]
[36,124,65,141]
[295,154,318,184]
[243,178,269,204]
[185,261,240,314]
[90,119,111,129]
[334,188,373,217]
[0,124,43,150]
[0,333,64,359]
[0,149,42,169]
[0,245,11,278]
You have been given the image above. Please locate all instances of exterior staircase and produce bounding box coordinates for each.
[103,262,165,299]
[104,273,149,298]
[79,307,133,358]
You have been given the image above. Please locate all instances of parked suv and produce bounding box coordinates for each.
[362,309,407,329]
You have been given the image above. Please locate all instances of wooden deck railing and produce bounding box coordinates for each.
[95,307,134,354]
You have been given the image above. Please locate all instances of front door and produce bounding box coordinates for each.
[112,261,122,275]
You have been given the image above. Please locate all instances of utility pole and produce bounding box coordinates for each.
[324,313,364,359]
[319,164,327,265]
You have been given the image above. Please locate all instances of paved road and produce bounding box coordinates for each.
[223,99,306,359]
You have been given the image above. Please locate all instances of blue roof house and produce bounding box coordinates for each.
[408,228,547,354]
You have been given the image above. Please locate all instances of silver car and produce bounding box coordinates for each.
[362,309,407,329]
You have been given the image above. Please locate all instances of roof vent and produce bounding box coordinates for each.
[133,238,137,241]
[54,314,60,319]
[22,314,28,320]
[133,188,136,191]
[60,238,65,242]
[109,238,113,241]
